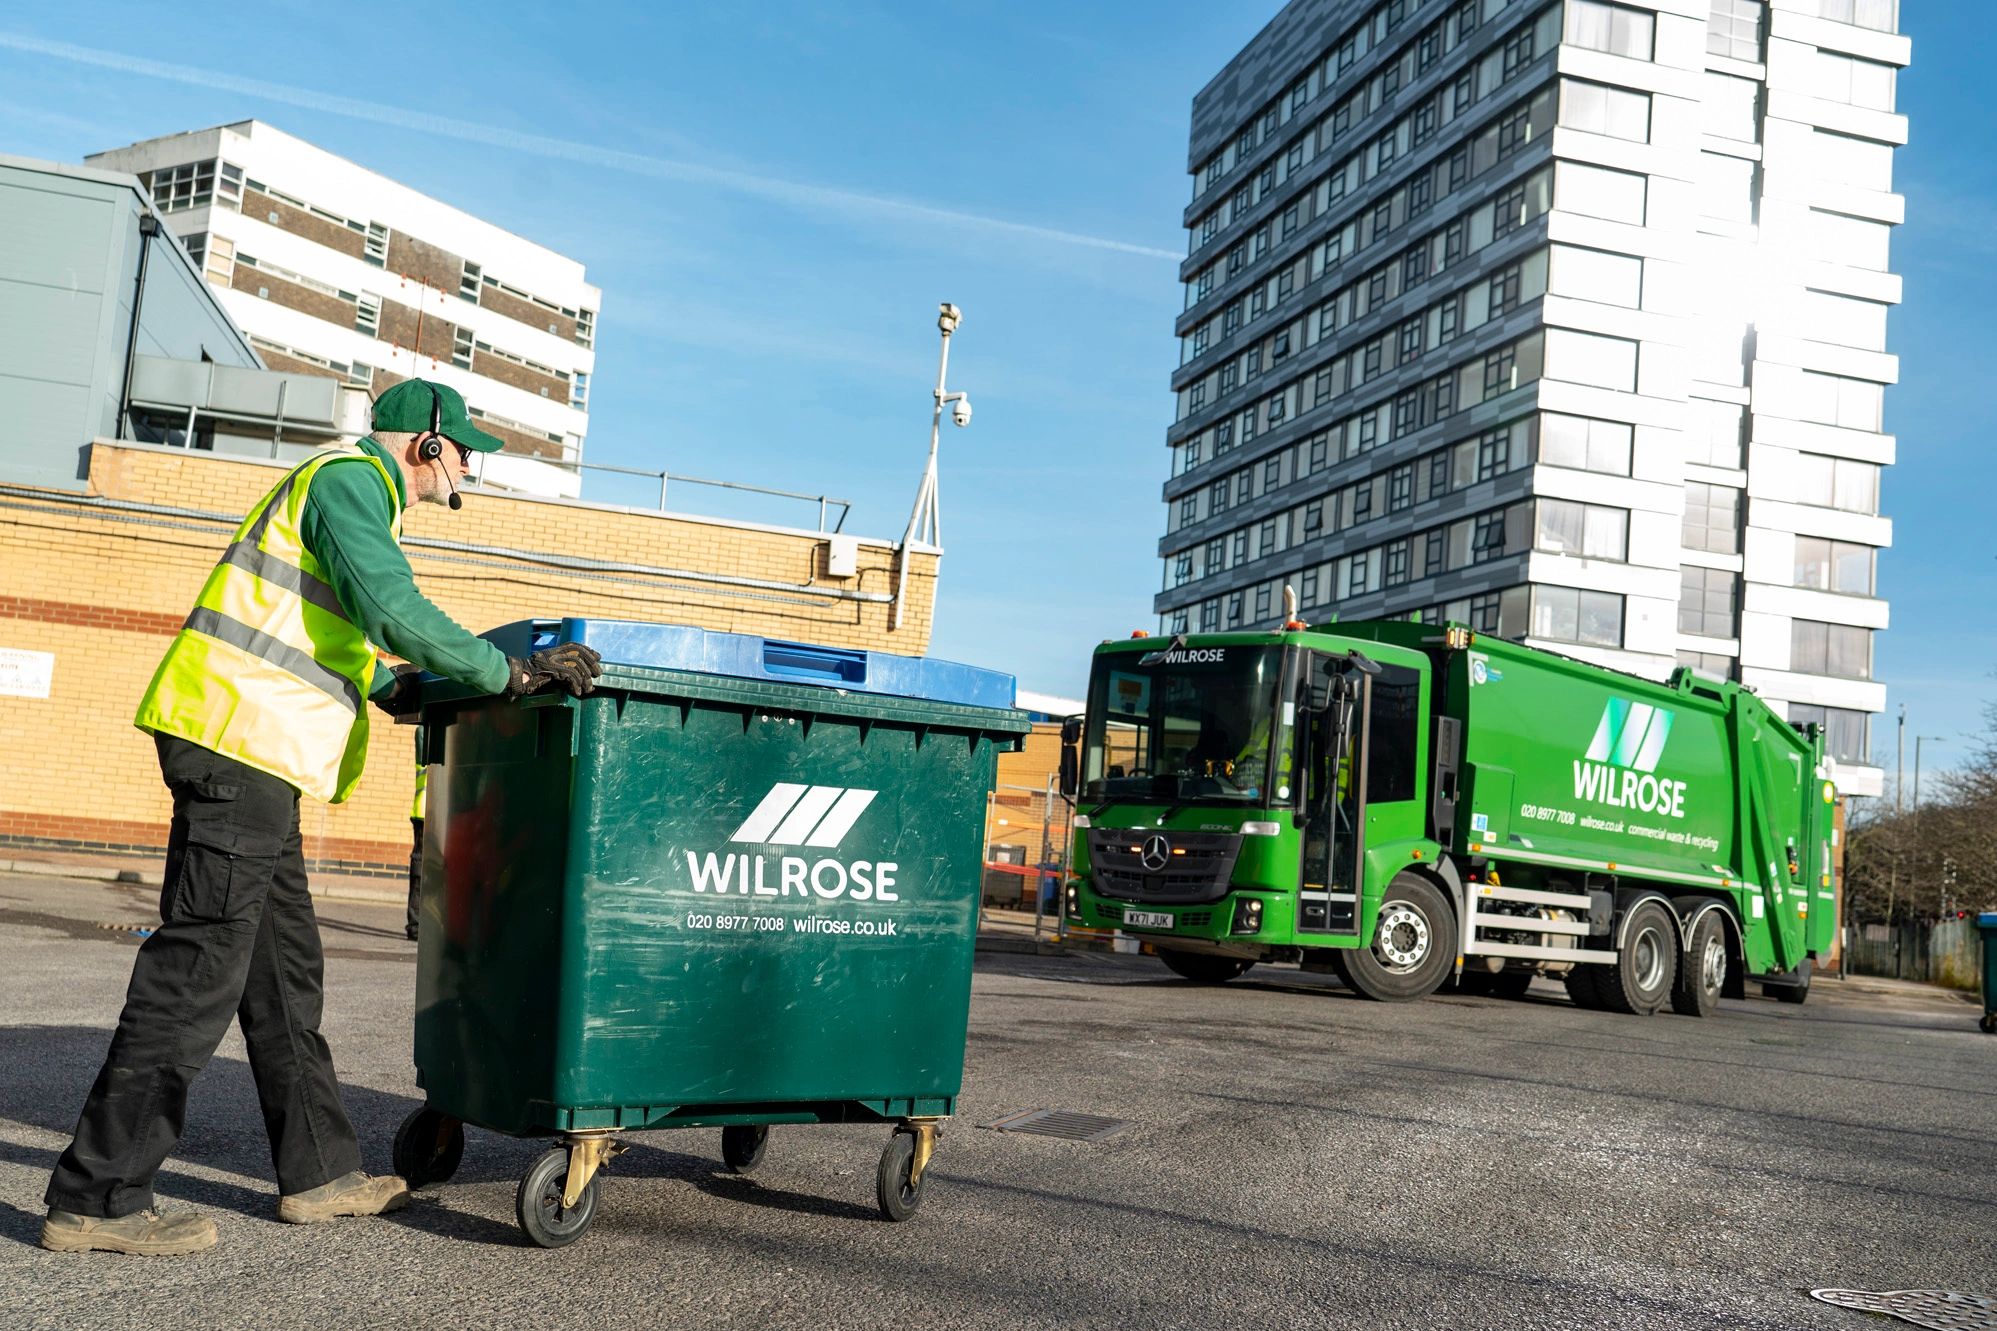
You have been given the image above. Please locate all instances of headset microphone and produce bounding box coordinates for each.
[418,385,463,510]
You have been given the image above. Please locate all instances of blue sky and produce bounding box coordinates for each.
[2,2,1989,773]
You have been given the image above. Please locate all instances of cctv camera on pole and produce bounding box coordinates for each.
[893,303,971,631]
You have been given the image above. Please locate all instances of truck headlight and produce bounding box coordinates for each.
[1231,897,1263,935]
[1066,884,1080,918]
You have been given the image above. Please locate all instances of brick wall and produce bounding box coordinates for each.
[471,349,570,405]
[243,187,369,261]
[477,283,578,343]
[377,297,459,364]
[233,263,355,330]
[386,232,465,294]
[0,441,939,873]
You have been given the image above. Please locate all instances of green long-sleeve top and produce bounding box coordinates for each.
[299,436,511,698]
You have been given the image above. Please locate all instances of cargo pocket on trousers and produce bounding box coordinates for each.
[160,779,275,925]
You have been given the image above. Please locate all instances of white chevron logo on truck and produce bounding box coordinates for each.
[729,783,879,848]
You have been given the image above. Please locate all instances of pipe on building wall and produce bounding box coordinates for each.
[114,213,161,443]
[0,485,895,605]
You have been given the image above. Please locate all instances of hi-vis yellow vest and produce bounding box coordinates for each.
[135,445,403,803]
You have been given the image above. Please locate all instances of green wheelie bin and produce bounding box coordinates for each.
[1979,913,1997,1035]
[394,618,1028,1246]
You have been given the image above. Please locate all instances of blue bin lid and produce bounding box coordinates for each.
[482,618,1017,711]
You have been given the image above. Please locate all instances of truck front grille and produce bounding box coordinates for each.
[1087,829,1242,905]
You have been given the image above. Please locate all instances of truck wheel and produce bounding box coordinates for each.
[1671,913,1728,1018]
[1563,965,1608,1010]
[1763,960,1812,1005]
[1600,900,1678,1016]
[1339,875,1454,1002]
[1158,950,1255,984]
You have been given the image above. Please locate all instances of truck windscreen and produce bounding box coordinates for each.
[1082,645,1285,806]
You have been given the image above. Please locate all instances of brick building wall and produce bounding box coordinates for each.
[0,440,938,875]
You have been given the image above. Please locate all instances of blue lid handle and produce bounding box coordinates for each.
[761,639,868,685]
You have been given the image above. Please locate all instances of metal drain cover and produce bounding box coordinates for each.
[1810,1289,1997,1330]
[982,1108,1132,1142]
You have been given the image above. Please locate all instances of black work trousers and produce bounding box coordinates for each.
[45,735,362,1217]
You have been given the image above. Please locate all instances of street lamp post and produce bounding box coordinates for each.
[892,303,973,631]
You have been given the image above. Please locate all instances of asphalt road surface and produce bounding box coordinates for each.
[1,870,1991,1331]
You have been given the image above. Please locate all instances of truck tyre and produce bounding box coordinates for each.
[1600,900,1678,1016]
[1563,964,1607,1010]
[1671,912,1728,1018]
[1158,950,1255,984]
[1762,960,1812,1005]
[1338,875,1455,1002]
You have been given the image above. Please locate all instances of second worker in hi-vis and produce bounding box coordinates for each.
[41,379,602,1256]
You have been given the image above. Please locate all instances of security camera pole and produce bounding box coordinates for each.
[893,302,972,631]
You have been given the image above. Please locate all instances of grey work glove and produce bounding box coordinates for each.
[372,662,425,717]
[505,643,604,699]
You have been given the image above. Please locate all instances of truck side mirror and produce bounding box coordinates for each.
[1059,716,1082,746]
[1059,743,1079,801]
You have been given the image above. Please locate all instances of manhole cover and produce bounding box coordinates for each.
[982,1108,1132,1142]
[1810,1289,1997,1330]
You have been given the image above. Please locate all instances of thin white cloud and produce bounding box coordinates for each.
[0,31,1183,262]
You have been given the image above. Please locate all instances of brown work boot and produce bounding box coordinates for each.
[277,1171,411,1224]
[40,1207,218,1255]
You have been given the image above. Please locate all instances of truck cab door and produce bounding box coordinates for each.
[1297,660,1365,937]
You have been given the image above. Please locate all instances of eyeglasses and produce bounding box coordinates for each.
[452,442,473,466]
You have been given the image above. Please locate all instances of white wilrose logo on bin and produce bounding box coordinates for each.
[684,782,901,902]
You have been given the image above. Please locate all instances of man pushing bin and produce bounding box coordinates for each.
[41,380,603,1256]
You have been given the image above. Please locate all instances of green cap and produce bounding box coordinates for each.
[371,379,506,453]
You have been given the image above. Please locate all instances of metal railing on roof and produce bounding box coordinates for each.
[470,454,853,534]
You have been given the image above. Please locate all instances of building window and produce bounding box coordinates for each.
[1353,482,1374,523]
[1567,0,1656,59]
[1348,553,1371,596]
[217,162,244,206]
[1255,584,1273,620]
[1171,609,1191,634]
[1483,347,1518,397]
[1227,593,1245,628]
[1794,454,1880,513]
[1538,413,1632,474]
[355,293,381,339]
[1678,567,1738,637]
[1398,319,1424,364]
[452,327,475,370]
[1205,537,1226,573]
[1682,481,1741,554]
[1677,650,1734,678]
[1385,541,1411,585]
[1501,27,1536,80]
[1533,586,1624,646]
[1302,568,1321,605]
[1402,247,1427,290]
[1814,51,1897,110]
[1792,620,1871,678]
[1817,0,1896,32]
[1388,465,1413,512]
[1687,400,1745,468]
[1476,426,1514,480]
[1309,433,1329,471]
[1180,495,1199,526]
[1472,510,1509,559]
[1787,704,1870,764]
[1547,329,1638,391]
[458,261,482,301]
[1173,552,1193,587]
[1536,499,1628,561]
[1200,599,1222,632]
[1794,537,1875,595]
[364,222,390,267]
[572,370,589,412]
[1560,80,1651,142]
[1259,520,1278,558]
[1488,265,1523,317]
[1795,371,1885,432]
[147,160,216,212]
[1424,529,1447,577]
[1707,0,1766,61]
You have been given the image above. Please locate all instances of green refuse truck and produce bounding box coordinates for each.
[1059,619,1837,1016]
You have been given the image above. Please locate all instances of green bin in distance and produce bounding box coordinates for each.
[398,618,1028,1246]
[1979,913,1997,1035]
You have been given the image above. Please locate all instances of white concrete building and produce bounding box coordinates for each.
[87,121,599,498]
[1158,0,1904,794]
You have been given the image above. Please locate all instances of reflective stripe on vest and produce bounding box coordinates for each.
[412,760,429,821]
[135,445,403,803]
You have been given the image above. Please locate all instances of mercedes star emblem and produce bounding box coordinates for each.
[1140,835,1171,872]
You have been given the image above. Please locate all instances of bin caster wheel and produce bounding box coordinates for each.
[875,1129,926,1222]
[392,1107,464,1188]
[516,1147,599,1248]
[721,1125,769,1174]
